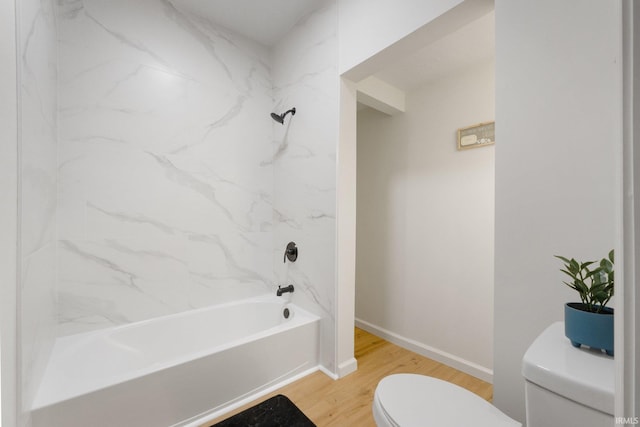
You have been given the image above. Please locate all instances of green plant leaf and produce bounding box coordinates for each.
[555,251,614,310]
[593,290,608,300]
[600,258,613,273]
[569,259,580,273]
[554,255,571,264]
[580,261,595,270]
[592,270,606,285]
[559,268,577,280]
[575,281,589,295]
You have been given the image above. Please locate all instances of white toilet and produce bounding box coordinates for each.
[372,322,614,427]
[372,373,520,427]
[522,321,614,426]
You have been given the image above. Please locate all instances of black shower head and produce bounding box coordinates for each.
[271,112,284,124]
[270,107,296,124]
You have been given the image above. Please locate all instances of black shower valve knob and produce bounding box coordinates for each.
[283,241,298,263]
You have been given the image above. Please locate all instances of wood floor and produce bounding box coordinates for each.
[205,327,492,426]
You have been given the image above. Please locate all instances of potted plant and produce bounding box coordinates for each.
[555,250,614,356]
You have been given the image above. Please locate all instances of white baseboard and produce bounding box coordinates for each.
[318,364,339,380]
[337,357,358,378]
[355,318,493,383]
[316,358,357,380]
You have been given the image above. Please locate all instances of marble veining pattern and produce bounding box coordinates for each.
[20,0,58,411]
[57,0,274,335]
[271,0,338,371]
[56,0,339,373]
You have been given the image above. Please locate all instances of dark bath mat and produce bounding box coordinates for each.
[211,394,316,427]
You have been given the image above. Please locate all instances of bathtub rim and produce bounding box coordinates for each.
[32,294,319,411]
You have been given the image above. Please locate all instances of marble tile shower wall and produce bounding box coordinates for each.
[271,1,338,371]
[56,0,340,372]
[57,0,276,336]
[20,0,58,409]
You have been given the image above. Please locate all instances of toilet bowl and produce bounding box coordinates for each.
[372,374,521,427]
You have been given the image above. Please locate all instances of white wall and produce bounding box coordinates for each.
[355,59,495,380]
[338,0,462,75]
[0,0,19,423]
[336,77,359,377]
[338,0,495,83]
[56,0,274,336]
[2,0,58,422]
[19,0,58,417]
[494,0,621,423]
[271,0,340,373]
[335,0,495,375]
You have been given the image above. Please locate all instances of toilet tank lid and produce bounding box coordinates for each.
[522,322,614,415]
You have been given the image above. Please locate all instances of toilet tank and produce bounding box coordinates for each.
[522,322,614,427]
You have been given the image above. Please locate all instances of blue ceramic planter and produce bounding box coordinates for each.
[565,302,614,356]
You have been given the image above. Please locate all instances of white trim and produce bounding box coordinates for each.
[318,364,339,381]
[335,76,358,381]
[0,0,19,424]
[621,0,639,418]
[355,318,493,383]
[336,357,358,378]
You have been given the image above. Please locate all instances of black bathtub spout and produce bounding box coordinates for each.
[277,285,294,296]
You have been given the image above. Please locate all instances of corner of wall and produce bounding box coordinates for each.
[335,76,358,377]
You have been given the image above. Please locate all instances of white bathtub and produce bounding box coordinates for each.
[32,295,320,427]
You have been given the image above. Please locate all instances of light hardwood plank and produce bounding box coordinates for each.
[204,328,492,426]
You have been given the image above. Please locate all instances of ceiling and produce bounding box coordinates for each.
[373,11,495,91]
[171,0,326,47]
